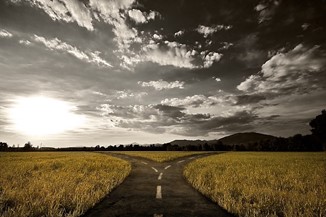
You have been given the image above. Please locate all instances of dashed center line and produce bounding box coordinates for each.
[158,172,163,180]
[151,167,158,173]
[156,185,162,199]
[164,165,171,170]
[141,161,148,165]
[177,160,185,163]
[189,157,195,159]
[153,214,163,217]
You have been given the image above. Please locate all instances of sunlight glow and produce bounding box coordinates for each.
[9,96,85,136]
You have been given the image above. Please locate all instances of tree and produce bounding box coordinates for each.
[310,110,326,146]
[0,142,8,151]
[23,141,33,151]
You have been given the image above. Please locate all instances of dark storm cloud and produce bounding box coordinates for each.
[235,94,266,105]
[98,102,260,136]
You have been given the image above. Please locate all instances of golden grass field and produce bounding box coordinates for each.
[0,152,131,217]
[113,151,208,162]
[184,152,326,217]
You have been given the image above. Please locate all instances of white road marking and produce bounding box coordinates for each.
[189,157,195,159]
[156,185,162,199]
[158,172,163,180]
[141,161,148,165]
[177,160,185,163]
[151,167,158,173]
[164,165,171,170]
[154,214,163,217]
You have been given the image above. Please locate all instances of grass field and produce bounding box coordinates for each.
[184,152,326,217]
[0,152,131,217]
[113,151,209,162]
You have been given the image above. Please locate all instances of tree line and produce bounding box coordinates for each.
[1,109,325,152]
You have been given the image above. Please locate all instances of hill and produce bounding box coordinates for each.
[217,132,276,145]
[169,132,276,147]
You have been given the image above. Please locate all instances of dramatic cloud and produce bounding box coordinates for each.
[139,80,185,90]
[97,102,256,136]
[0,29,13,38]
[255,0,281,23]
[28,0,94,30]
[237,44,326,95]
[34,35,112,67]
[1,0,325,146]
[89,0,140,52]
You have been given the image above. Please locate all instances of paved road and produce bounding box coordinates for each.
[83,153,234,217]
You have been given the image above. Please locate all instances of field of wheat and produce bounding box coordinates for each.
[113,151,209,162]
[0,152,131,217]
[184,152,326,217]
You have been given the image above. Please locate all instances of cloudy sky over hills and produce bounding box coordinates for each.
[0,0,325,147]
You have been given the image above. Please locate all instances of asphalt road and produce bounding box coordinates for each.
[83,152,234,217]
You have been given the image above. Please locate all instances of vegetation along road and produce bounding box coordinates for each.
[83,152,233,217]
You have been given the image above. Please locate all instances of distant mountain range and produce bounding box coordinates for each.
[169,132,277,147]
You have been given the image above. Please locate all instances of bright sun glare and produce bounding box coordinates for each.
[9,96,85,136]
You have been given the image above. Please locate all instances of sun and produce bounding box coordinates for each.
[8,96,85,136]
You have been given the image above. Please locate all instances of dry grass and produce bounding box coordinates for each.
[0,152,131,217]
[184,152,326,217]
[113,151,208,162]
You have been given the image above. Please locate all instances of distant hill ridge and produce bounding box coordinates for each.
[169,132,276,146]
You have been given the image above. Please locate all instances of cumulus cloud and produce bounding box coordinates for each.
[138,80,185,90]
[153,33,163,40]
[214,77,221,82]
[0,29,13,38]
[237,44,326,94]
[120,40,223,69]
[142,41,197,68]
[202,51,222,68]
[128,9,159,24]
[161,94,236,108]
[196,25,232,38]
[174,30,185,37]
[128,9,146,23]
[34,35,112,67]
[19,40,32,45]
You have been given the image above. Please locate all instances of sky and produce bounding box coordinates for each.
[0,0,325,147]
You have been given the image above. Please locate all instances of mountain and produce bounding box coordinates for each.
[169,132,276,146]
[217,132,276,145]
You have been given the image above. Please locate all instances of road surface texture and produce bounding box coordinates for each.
[83,152,234,217]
